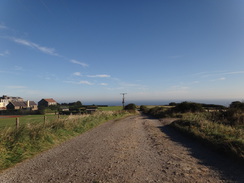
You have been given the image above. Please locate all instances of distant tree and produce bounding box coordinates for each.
[75,101,82,107]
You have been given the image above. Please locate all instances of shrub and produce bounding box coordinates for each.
[224,101,244,126]
[140,105,149,113]
[173,101,204,113]
[124,103,137,112]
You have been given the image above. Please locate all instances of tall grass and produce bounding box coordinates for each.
[0,111,129,171]
[171,112,244,160]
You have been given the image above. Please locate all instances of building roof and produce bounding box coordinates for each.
[10,101,26,107]
[43,98,57,103]
[10,101,37,107]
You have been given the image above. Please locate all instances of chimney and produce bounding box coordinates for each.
[27,100,30,108]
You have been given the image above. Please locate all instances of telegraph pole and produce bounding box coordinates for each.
[120,93,127,109]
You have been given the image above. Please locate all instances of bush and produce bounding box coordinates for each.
[124,103,137,112]
[140,105,149,113]
[173,102,204,113]
[224,101,244,126]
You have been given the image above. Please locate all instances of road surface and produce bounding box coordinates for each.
[0,115,243,182]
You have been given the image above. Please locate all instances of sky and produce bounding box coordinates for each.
[0,0,244,106]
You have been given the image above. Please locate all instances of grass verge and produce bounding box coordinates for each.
[170,113,244,160]
[0,111,130,171]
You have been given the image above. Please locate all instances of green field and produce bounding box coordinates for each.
[0,106,124,129]
[0,114,67,129]
[98,106,123,111]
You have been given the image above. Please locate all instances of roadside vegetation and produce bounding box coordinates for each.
[0,110,130,171]
[98,106,123,111]
[140,101,244,160]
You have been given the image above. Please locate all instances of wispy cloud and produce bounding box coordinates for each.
[0,24,7,30]
[79,80,93,85]
[100,83,108,86]
[197,71,244,78]
[38,73,58,80]
[65,80,93,85]
[224,71,244,75]
[70,59,88,67]
[212,77,226,81]
[73,72,82,76]
[10,37,58,56]
[0,50,9,56]
[87,74,110,78]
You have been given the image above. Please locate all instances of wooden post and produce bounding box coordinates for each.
[44,115,47,124]
[16,118,19,129]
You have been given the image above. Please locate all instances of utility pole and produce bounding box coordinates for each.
[120,93,127,109]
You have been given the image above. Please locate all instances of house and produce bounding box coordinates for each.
[38,98,57,108]
[6,100,38,111]
[0,95,24,110]
[85,106,97,114]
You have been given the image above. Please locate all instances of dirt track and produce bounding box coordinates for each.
[0,115,243,183]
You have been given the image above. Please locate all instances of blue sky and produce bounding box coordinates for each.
[1,0,244,105]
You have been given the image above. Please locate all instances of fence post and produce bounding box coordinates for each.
[44,115,47,124]
[16,118,19,129]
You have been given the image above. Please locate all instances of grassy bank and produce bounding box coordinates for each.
[171,113,244,160]
[0,111,130,171]
[140,104,244,160]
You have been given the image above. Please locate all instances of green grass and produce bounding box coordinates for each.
[98,106,124,111]
[171,113,244,160]
[0,111,131,171]
[0,114,67,129]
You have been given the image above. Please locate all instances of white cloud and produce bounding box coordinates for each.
[73,72,82,76]
[79,80,93,85]
[197,71,244,78]
[0,50,9,56]
[87,74,111,78]
[70,59,88,67]
[219,77,226,80]
[64,80,93,85]
[212,77,226,81]
[100,83,108,86]
[10,37,58,56]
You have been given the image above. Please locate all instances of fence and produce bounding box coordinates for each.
[0,115,62,129]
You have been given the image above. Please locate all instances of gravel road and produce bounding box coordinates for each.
[0,115,243,183]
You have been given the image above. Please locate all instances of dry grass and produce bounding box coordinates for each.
[171,112,244,160]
